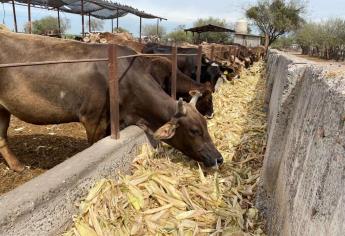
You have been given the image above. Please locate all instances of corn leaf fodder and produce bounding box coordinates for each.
[64,62,267,236]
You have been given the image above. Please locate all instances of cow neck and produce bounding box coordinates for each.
[128,56,178,131]
[138,94,177,131]
[129,68,177,131]
[177,72,205,94]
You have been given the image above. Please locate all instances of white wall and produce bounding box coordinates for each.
[234,35,261,47]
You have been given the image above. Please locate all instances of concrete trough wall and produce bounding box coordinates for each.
[258,50,345,235]
[0,126,150,236]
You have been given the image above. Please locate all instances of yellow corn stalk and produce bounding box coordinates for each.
[63,62,267,236]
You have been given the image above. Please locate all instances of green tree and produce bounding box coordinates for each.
[295,19,345,60]
[271,34,295,50]
[246,0,305,50]
[165,25,192,43]
[295,22,319,54]
[25,16,70,34]
[192,17,231,43]
[142,24,166,38]
[87,18,104,32]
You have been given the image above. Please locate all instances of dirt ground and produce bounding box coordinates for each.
[289,52,345,64]
[0,117,88,195]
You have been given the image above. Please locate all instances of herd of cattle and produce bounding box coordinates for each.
[0,28,265,173]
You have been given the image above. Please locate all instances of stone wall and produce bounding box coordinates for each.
[258,50,345,236]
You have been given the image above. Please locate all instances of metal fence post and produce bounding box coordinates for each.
[220,46,223,59]
[211,45,215,61]
[108,44,120,139]
[171,46,177,99]
[196,45,202,83]
[228,46,232,62]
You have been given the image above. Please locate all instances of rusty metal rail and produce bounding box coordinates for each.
[0,44,203,140]
[0,58,109,69]
[117,53,199,59]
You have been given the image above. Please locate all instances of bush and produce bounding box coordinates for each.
[25,16,70,35]
[295,18,345,60]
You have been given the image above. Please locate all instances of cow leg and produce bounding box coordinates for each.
[0,108,24,172]
[82,118,108,144]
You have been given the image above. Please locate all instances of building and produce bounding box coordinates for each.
[234,33,262,47]
[233,19,262,47]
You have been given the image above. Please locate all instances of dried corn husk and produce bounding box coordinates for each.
[63,62,267,236]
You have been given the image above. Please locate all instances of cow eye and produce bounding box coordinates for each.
[190,127,201,136]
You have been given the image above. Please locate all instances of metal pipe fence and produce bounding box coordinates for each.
[0,44,203,139]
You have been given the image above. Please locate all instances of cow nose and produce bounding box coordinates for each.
[217,156,224,165]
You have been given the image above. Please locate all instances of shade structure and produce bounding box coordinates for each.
[0,0,167,20]
[184,24,235,34]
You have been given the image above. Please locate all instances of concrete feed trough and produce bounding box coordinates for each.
[0,126,151,236]
[257,50,345,236]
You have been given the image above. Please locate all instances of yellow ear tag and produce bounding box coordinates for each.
[223,70,228,75]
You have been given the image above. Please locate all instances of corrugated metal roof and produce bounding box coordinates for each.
[0,0,167,20]
[234,33,264,38]
[184,24,235,33]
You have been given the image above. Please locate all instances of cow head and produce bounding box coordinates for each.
[189,84,214,119]
[153,98,223,167]
[199,61,222,88]
[219,64,238,81]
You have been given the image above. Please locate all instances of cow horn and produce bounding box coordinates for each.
[176,98,187,116]
[189,90,202,106]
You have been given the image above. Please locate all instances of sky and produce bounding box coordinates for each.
[0,0,344,36]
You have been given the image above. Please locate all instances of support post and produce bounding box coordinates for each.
[139,17,142,43]
[108,44,120,139]
[171,46,177,99]
[156,18,159,36]
[196,45,202,83]
[88,13,91,32]
[28,0,32,34]
[116,9,119,30]
[57,8,61,34]
[111,19,114,33]
[81,0,84,36]
[11,0,18,33]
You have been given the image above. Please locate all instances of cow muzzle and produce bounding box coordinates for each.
[199,148,223,168]
[211,156,224,170]
[205,113,214,119]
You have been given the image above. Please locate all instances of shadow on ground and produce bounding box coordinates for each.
[0,134,88,195]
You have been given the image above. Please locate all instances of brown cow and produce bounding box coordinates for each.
[0,31,223,171]
[143,57,214,118]
[250,46,266,61]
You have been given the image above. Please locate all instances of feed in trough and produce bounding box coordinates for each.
[64,62,267,236]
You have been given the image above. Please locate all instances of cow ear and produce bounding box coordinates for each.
[205,81,213,90]
[153,122,178,140]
